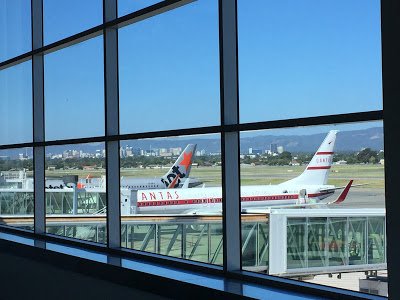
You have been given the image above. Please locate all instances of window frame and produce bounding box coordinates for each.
[0,0,392,299]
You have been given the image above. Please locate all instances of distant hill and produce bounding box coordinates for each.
[239,127,384,153]
[0,127,384,158]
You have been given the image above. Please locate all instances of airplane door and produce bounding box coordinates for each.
[298,189,307,204]
[130,190,138,214]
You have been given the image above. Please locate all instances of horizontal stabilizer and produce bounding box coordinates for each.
[328,180,353,204]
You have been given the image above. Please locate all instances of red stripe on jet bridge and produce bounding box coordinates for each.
[316,152,334,155]
[307,166,331,170]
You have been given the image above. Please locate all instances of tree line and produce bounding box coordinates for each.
[0,148,384,172]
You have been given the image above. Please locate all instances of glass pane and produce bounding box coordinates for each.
[44,37,104,141]
[307,218,327,268]
[348,218,367,265]
[43,0,102,45]
[0,0,31,62]
[118,0,162,17]
[45,142,106,243]
[0,61,32,145]
[368,217,385,264]
[242,222,269,269]
[120,133,222,265]
[0,147,34,229]
[119,0,220,134]
[327,218,347,267]
[287,218,306,270]
[240,121,386,295]
[238,0,382,123]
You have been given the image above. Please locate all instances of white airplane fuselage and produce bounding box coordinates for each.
[129,130,341,215]
[132,184,336,214]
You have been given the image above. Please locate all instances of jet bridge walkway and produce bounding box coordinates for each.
[0,208,386,277]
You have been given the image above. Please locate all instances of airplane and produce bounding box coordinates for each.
[129,130,356,215]
[120,143,201,189]
[72,143,202,190]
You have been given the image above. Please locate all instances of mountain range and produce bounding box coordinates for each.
[0,127,384,158]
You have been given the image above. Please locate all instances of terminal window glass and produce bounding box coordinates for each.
[45,142,106,243]
[44,36,104,141]
[119,134,222,265]
[118,0,162,17]
[0,60,32,145]
[240,122,386,296]
[238,0,382,123]
[119,0,220,134]
[0,147,34,229]
[0,0,31,62]
[43,0,102,45]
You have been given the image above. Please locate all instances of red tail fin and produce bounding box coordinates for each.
[331,180,353,204]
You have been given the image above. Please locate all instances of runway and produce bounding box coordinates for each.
[327,188,385,209]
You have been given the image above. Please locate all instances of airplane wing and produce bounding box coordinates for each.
[319,181,367,193]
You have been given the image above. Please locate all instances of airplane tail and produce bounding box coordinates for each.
[161,144,197,188]
[283,130,339,186]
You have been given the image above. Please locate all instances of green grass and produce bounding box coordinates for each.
[40,164,385,189]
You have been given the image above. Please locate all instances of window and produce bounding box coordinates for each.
[118,0,162,17]
[119,0,220,133]
[43,0,102,45]
[120,134,222,264]
[238,0,382,123]
[238,1,385,295]
[0,147,34,229]
[0,0,31,62]
[0,60,32,145]
[44,37,104,141]
[0,0,391,299]
[45,142,106,243]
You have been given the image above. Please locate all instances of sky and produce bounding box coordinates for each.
[0,0,383,145]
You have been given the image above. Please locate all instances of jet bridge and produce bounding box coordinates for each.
[268,208,386,276]
[0,208,386,278]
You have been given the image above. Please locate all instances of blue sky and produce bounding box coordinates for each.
[0,0,31,62]
[0,0,383,144]
[238,0,382,123]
